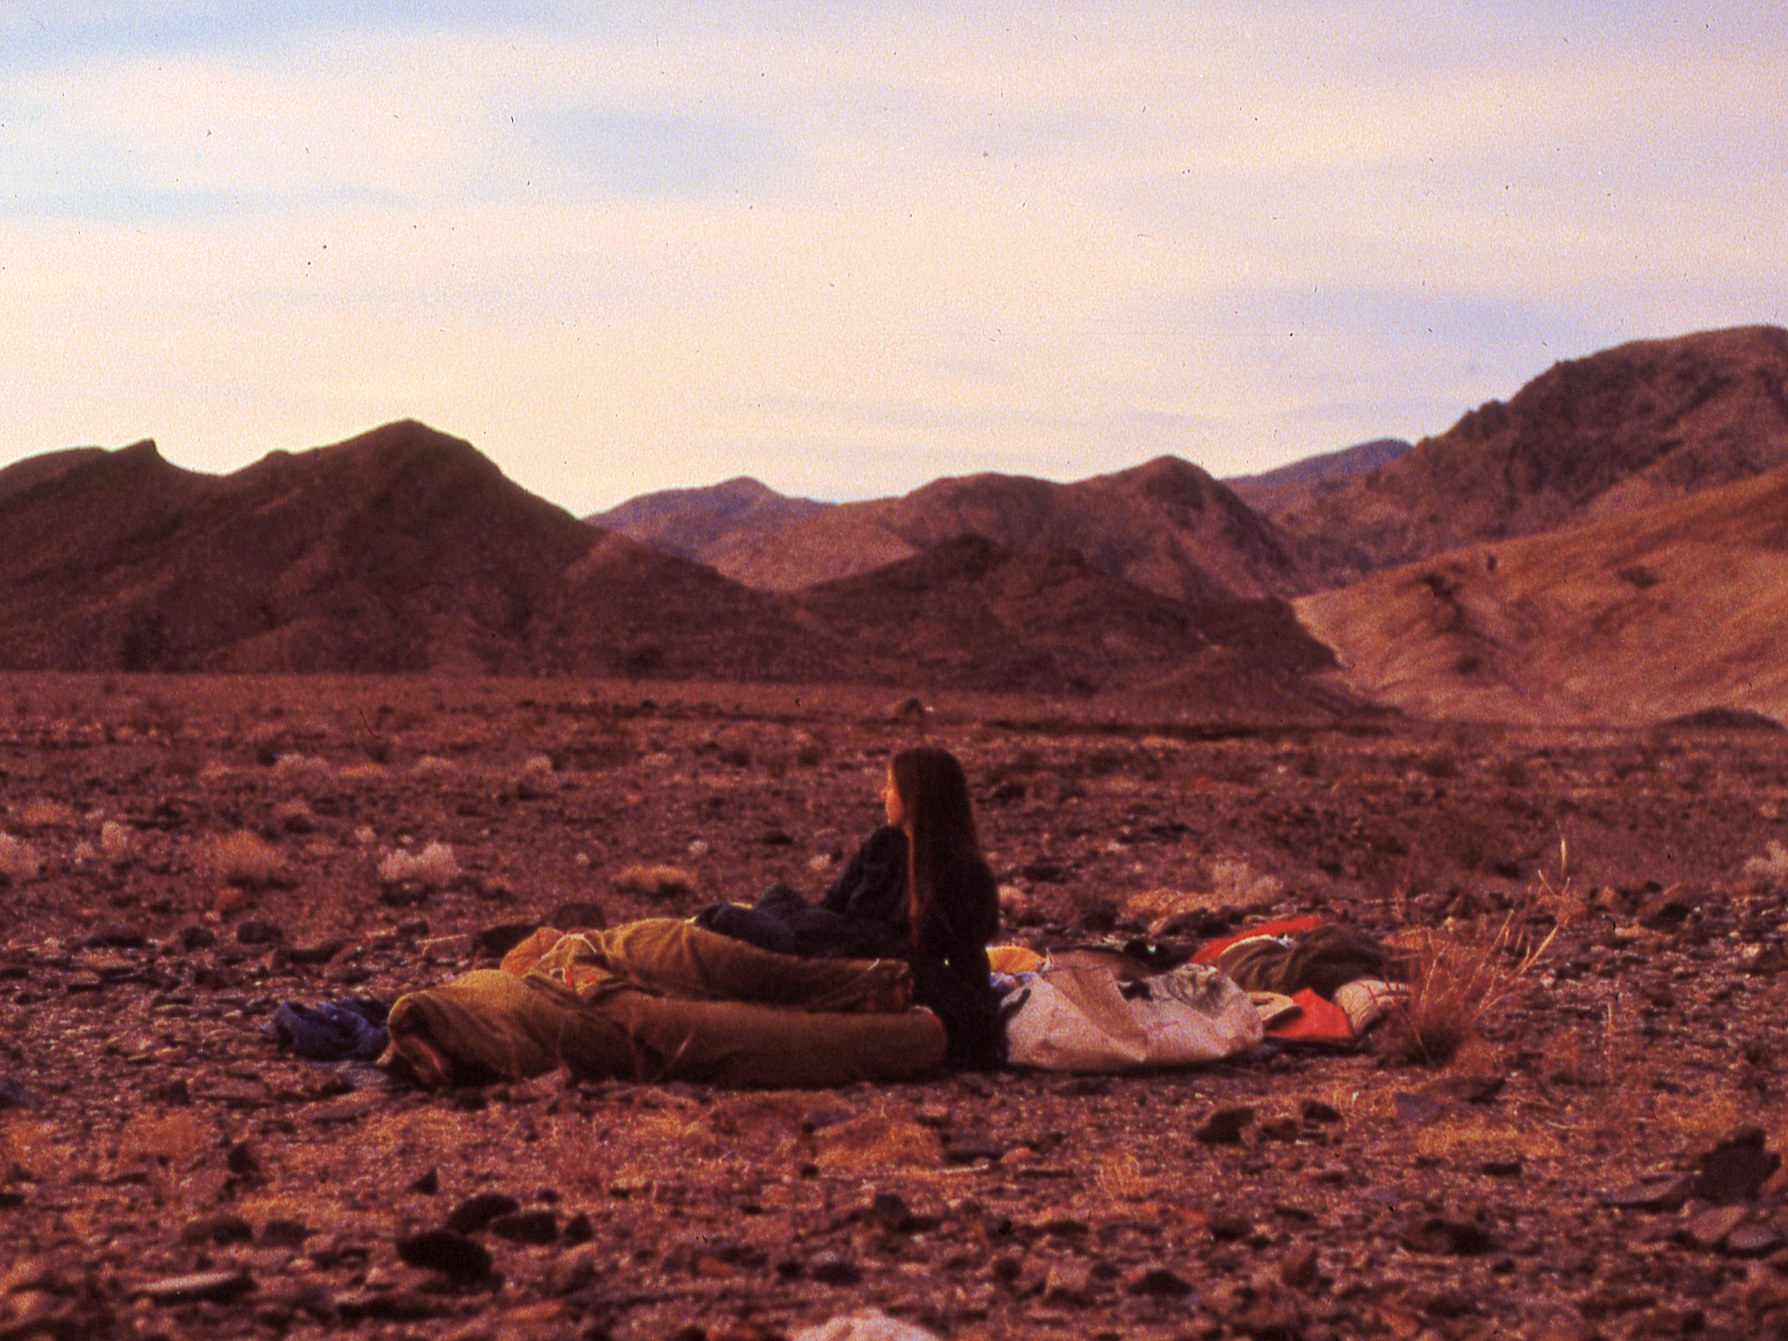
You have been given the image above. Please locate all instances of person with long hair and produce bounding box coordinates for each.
[697,744,1005,1069]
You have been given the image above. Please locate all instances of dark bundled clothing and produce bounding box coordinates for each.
[271,997,389,1062]
[695,826,1004,1070]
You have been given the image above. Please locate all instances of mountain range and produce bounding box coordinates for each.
[5,324,1785,722]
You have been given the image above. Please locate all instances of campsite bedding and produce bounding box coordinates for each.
[385,917,947,1088]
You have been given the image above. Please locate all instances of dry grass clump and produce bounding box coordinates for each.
[378,841,460,889]
[1379,904,1556,1067]
[99,820,133,860]
[0,831,40,884]
[1744,840,1788,882]
[611,864,697,902]
[13,798,76,829]
[198,829,286,887]
[1378,839,1568,1067]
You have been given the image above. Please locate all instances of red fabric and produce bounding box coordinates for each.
[1189,916,1326,965]
[1265,988,1355,1043]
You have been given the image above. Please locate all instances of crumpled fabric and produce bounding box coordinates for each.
[791,1309,943,1341]
[271,998,389,1062]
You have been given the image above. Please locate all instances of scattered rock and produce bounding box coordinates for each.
[489,1209,558,1245]
[1690,1127,1779,1204]
[1043,1260,1095,1304]
[448,1192,521,1235]
[1193,1105,1255,1145]
[809,1255,864,1286]
[1402,1216,1497,1256]
[1725,1222,1784,1257]
[1678,1204,1748,1251]
[1128,1266,1194,1298]
[395,1229,494,1284]
[138,1269,255,1304]
[1605,1176,1691,1212]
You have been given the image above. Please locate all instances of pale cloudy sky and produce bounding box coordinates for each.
[2,3,1783,513]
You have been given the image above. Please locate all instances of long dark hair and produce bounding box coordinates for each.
[890,746,998,955]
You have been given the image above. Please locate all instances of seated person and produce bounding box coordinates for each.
[696,745,1005,1071]
[383,746,1003,1086]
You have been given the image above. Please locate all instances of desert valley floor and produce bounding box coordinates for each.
[3,674,1788,1341]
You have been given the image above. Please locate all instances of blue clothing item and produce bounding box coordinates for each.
[271,998,390,1062]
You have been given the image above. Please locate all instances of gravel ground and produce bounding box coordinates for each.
[2,674,1787,1340]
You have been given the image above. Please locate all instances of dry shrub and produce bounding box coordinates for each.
[378,841,460,889]
[611,864,697,902]
[1379,908,1556,1067]
[1095,1151,1160,1203]
[1379,839,1566,1067]
[814,1113,943,1172]
[198,829,285,887]
[1744,840,1788,882]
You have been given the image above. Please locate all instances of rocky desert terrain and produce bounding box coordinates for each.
[4,674,1788,1341]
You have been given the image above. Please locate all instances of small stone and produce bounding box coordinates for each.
[1691,1127,1780,1205]
[1604,1176,1691,1212]
[396,1229,493,1283]
[1044,1261,1094,1303]
[140,1269,256,1304]
[182,1212,254,1245]
[1726,1222,1784,1257]
[1402,1216,1496,1256]
[1480,1158,1523,1177]
[1194,1106,1254,1145]
[869,1191,917,1233]
[1259,1115,1300,1142]
[1393,1091,1445,1125]
[1300,1098,1343,1125]
[1280,1245,1321,1289]
[409,1167,439,1196]
[286,944,345,965]
[809,1255,863,1286]
[1679,1204,1748,1251]
[236,919,283,946]
[448,1192,521,1235]
[259,1218,310,1249]
[1129,1266,1194,1298]
[489,1209,558,1245]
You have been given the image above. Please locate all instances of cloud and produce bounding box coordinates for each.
[1,2,1784,513]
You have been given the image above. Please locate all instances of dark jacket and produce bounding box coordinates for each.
[695,825,1004,1070]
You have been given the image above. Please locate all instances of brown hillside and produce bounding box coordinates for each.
[1273,325,1788,582]
[0,425,1352,705]
[1295,461,1788,725]
[792,534,1341,705]
[0,446,106,508]
[588,476,832,563]
[0,422,813,676]
[712,455,1316,601]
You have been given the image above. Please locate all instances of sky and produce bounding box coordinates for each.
[2,3,1784,515]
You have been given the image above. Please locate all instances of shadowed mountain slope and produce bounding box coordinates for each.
[709,455,1317,601]
[1228,438,1412,518]
[0,423,1352,705]
[0,447,107,509]
[0,422,817,676]
[588,477,832,564]
[1271,325,1788,583]
[791,534,1336,698]
[1295,462,1788,725]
